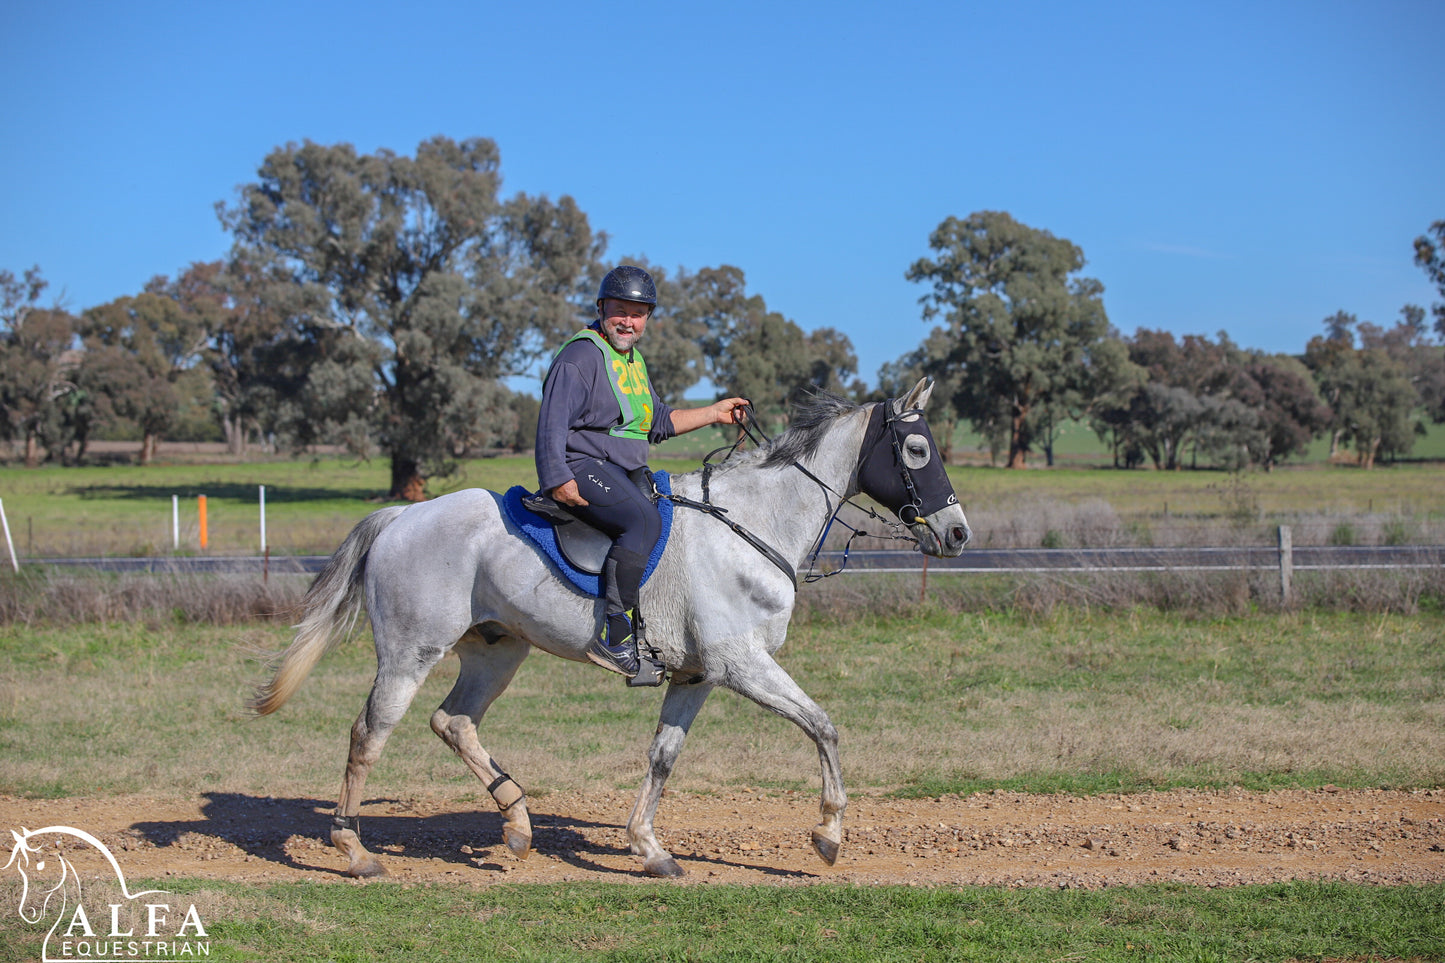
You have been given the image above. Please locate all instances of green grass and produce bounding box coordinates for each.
[0,452,749,556]
[2,594,1442,961]
[2,608,1440,800]
[2,450,1443,558]
[2,439,1441,962]
[2,877,1440,962]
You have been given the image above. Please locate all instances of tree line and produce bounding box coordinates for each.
[2,137,1442,497]
[888,211,1445,471]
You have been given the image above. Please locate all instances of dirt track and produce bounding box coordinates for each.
[4,787,1444,890]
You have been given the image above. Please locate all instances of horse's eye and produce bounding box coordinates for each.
[902,435,931,470]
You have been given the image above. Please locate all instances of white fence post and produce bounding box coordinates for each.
[0,498,18,572]
[260,485,269,582]
[1277,525,1293,604]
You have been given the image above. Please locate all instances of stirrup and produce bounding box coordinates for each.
[628,650,666,687]
[627,608,665,688]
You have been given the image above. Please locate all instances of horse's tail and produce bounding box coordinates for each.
[249,506,408,716]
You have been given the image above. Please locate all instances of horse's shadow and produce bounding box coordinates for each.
[128,793,813,880]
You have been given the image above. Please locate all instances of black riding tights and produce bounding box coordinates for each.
[566,460,661,616]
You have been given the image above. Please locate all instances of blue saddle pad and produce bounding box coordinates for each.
[500,470,674,597]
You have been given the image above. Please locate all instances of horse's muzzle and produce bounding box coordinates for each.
[912,506,971,558]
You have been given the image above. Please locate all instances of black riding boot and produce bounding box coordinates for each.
[586,608,640,677]
[586,549,647,677]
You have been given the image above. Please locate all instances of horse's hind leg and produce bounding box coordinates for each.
[627,681,714,878]
[332,661,434,878]
[429,635,533,860]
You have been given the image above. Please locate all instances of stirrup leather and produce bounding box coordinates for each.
[627,609,666,688]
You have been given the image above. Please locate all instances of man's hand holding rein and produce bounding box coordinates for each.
[670,397,751,434]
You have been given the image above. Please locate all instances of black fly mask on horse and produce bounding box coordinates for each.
[855,400,958,525]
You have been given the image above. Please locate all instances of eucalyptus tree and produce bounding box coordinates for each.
[1305,316,1422,468]
[1136,332,1263,469]
[1030,333,1137,467]
[0,267,79,466]
[1396,305,1445,424]
[1309,313,1358,458]
[1414,220,1445,340]
[652,263,854,422]
[1089,329,1325,471]
[205,255,298,455]
[80,266,220,464]
[220,136,601,498]
[803,326,863,399]
[1364,305,1445,426]
[712,310,812,419]
[1231,355,1331,470]
[906,211,1115,467]
[712,311,857,420]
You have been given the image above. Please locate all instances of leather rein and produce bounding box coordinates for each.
[652,403,918,588]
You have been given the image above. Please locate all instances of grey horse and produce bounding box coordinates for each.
[251,379,970,878]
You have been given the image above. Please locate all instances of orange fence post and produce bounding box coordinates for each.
[198,495,208,551]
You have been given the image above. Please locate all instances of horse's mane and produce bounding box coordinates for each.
[759,391,868,469]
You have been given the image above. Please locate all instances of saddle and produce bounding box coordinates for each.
[518,493,612,574]
[501,473,676,688]
[498,471,674,597]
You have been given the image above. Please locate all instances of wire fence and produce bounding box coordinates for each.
[30,531,1444,579]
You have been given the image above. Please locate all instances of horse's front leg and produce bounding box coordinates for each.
[627,681,713,878]
[725,654,847,866]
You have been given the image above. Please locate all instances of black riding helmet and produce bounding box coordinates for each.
[597,265,657,309]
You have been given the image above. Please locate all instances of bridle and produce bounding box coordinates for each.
[654,400,927,587]
[859,400,929,526]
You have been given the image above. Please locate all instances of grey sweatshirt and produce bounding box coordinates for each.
[535,326,677,492]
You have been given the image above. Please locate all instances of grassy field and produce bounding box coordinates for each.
[1,441,1442,961]
[0,450,1442,558]
[2,876,1440,963]
[2,606,1439,802]
[1,606,1442,961]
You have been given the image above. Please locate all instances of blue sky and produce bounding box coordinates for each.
[3,0,1441,393]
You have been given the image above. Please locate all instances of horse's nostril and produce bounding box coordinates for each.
[952,526,971,546]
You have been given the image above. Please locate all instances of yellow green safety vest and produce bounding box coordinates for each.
[562,328,654,440]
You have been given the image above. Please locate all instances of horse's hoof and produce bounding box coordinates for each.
[348,857,388,878]
[644,855,686,878]
[503,828,532,860]
[811,830,840,866]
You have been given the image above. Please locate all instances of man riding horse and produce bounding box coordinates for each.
[535,265,749,679]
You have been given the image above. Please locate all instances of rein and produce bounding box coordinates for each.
[654,403,918,587]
